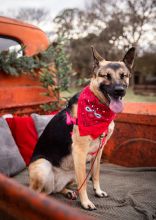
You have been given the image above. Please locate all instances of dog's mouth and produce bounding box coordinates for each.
[99,84,124,113]
[108,96,123,113]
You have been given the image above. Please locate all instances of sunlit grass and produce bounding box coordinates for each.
[124,88,156,102]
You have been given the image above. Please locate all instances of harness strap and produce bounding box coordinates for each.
[89,133,107,156]
[66,112,78,125]
[66,111,107,155]
[73,135,105,198]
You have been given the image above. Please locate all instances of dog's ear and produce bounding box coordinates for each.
[123,47,135,69]
[91,46,104,68]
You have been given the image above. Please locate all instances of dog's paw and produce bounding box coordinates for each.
[94,189,108,198]
[65,190,78,200]
[81,199,96,211]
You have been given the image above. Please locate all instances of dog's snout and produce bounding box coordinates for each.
[114,85,125,96]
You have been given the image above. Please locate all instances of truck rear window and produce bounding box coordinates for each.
[0,36,23,57]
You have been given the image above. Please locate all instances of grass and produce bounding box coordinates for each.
[124,88,156,102]
[61,87,156,103]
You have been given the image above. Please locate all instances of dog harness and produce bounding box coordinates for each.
[66,86,116,155]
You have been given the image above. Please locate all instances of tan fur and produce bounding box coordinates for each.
[29,158,54,194]
[71,115,114,209]
[90,60,130,103]
[29,157,75,194]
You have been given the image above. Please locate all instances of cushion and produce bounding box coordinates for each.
[0,117,26,176]
[6,116,38,165]
[31,113,54,137]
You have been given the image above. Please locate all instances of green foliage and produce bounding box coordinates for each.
[0,36,72,111]
[39,36,72,111]
[40,102,59,112]
[0,46,43,76]
[40,69,55,88]
[52,37,72,91]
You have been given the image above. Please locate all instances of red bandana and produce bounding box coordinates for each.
[77,86,116,139]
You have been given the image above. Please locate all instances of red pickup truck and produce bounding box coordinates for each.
[0,16,53,115]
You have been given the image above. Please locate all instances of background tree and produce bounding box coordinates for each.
[54,0,156,46]
[53,0,156,85]
[15,8,50,26]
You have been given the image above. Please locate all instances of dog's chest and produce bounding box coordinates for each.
[60,138,101,170]
[86,137,101,161]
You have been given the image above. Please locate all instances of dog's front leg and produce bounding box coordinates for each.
[91,146,108,198]
[72,128,96,210]
[92,121,115,197]
[73,144,96,210]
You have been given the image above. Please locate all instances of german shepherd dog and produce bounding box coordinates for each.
[29,46,135,210]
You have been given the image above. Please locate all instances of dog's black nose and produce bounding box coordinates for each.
[114,85,125,97]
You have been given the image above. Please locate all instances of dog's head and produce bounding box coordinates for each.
[90,46,135,113]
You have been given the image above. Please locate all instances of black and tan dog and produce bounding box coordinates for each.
[29,46,135,210]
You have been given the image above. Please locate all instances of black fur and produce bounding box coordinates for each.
[99,83,126,99]
[106,63,121,70]
[31,93,79,167]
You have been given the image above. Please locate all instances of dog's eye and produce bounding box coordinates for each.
[99,73,104,77]
[85,106,92,112]
[106,73,112,80]
[94,112,102,118]
[120,73,125,79]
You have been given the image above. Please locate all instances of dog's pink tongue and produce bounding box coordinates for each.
[109,98,123,113]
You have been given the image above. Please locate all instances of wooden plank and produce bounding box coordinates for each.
[0,87,55,109]
[0,173,94,220]
[116,113,156,126]
[103,109,156,167]
[123,102,156,115]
